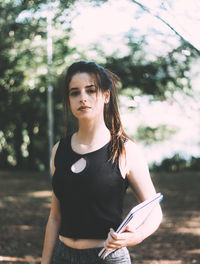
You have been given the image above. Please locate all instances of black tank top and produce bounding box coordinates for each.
[52,135,129,239]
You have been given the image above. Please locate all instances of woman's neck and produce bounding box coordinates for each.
[75,119,110,146]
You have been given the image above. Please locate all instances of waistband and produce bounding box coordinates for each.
[52,238,131,264]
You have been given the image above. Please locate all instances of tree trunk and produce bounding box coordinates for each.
[27,122,35,170]
[14,123,23,169]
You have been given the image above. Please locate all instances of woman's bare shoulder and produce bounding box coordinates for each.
[124,139,148,171]
[125,138,142,156]
[51,140,62,174]
[52,141,60,154]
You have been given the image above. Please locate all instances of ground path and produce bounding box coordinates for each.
[0,170,199,264]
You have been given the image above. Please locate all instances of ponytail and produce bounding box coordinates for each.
[104,69,130,163]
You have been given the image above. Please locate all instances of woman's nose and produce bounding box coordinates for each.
[80,99,86,104]
[79,91,87,103]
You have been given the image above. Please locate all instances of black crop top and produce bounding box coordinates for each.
[52,135,129,239]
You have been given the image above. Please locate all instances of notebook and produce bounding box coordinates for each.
[98,192,163,259]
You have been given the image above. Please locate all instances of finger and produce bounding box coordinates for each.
[125,224,136,232]
[106,238,125,248]
[110,231,128,241]
[109,228,122,240]
[105,242,122,250]
[110,231,118,240]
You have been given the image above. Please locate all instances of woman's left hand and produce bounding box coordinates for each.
[104,225,144,251]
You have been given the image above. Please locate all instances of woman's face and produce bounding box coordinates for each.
[68,72,109,121]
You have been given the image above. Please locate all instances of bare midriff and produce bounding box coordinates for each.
[59,235,105,249]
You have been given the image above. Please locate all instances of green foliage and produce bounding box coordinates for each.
[151,154,200,172]
[190,157,200,171]
[151,153,189,172]
[135,124,177,145]
[0,0,76,171]
[0,0,199,171]
[104,37,197,99]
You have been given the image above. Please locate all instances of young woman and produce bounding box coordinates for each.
[41,61,163,264]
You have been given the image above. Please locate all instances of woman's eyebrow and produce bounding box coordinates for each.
[69,84,96,91]
[85,84,96,88]
[69,87,78,91]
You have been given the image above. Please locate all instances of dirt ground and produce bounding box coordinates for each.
[0,170,199,264]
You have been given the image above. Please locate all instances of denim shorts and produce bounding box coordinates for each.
[52,238,131,264]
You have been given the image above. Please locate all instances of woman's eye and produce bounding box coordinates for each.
[87,89,96,94]
[70,91,79,96]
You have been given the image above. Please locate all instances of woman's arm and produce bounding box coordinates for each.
[104,140,163,250]
[41,142,61,264]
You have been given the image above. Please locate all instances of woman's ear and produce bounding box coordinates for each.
[104,90,110,104]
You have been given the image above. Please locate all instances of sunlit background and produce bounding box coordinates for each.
[1,1,200,263]
[69,0,200,165]
[0,0,200,170]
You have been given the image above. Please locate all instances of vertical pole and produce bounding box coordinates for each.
[46,0,54,175]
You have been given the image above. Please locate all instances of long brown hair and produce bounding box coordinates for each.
[62,61,130,163]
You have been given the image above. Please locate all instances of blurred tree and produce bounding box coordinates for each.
[103,35,199,148]
[0,0,76,170]
[131,0,200,55]
[0,0,199,171]
[151,153,189,172]
[104,37,197,99]
[135,124,177,145]
[0,0,107,171]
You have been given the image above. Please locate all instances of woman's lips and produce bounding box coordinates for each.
[78,106,91,111]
